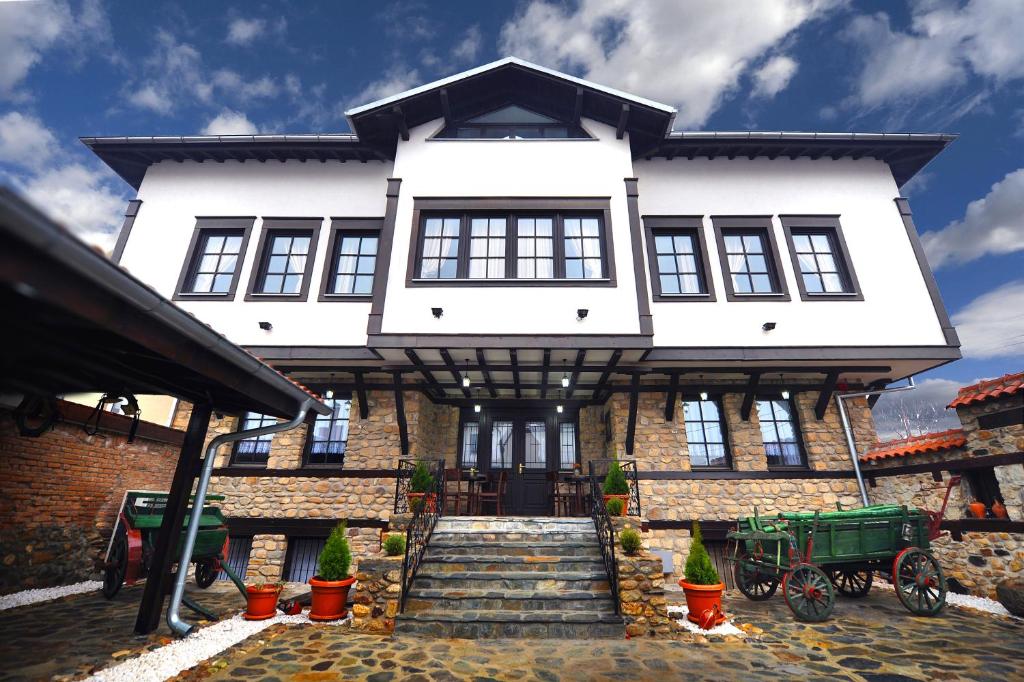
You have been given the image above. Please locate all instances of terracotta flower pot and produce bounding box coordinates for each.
[992,501,1008,519]
[309,575,356,621]
[244,585,281,621]
[678,579,726,628]
[968,502,987,519]
[603,494,629,511]
[408,492,437,514]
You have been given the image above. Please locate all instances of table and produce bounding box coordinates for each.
[561,473,590,516]
[461,471,488,515]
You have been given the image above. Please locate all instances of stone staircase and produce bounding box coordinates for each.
[395,516,623,638]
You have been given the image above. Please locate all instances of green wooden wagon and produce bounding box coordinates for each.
[727,477,959,622]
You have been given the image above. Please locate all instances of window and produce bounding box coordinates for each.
[175,217,254,300]
[319,218,383,301]
[644,217,714,300]
[218,535,252,581]
[305,398,351,466]
[460,422,479,468]
[523,421,546,469]
[756,399,805,468]
[434,104,590,140]
[712,217,789,301]
[559,422,578,470]
[683,400,730,468]
[491,421,513,468]
[412,205,612,285]
[246,219,320,301]
[781,216,861,301]
[964,468,1006,515]
[283,537,326,583]
[232,412,275,465]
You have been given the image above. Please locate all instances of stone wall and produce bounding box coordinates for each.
[0,402,182,593]
[245,534,286,582]
[618,553,672,637]
[351,555,402,634]
[931,532,1024,599]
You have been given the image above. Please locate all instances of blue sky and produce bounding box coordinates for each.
[1,0,1021,406]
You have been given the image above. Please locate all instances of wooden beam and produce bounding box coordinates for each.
[393,371,408,456]
[405,349,444,398]
[740,371,762,421]
[439,88,452,126]
[439,348,470,398]
[565,349,586,398]
[354,371,369,419]
[625,373,640,456]
[595,349,622,401]
[135,402,211,634]
[392,106,409,141]
[815,371,840,420]
[573,87,584,124]
[664,372,679,422]
[616,104,630,139]
[476,349,497,398]
[510,348,521,399]
[540,349,551,399]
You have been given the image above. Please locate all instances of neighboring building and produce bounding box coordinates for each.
[84,57,961,583]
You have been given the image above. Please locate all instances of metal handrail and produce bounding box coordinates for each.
[399,458,445,612]
[589,461,620,615]
[588,458,641,517]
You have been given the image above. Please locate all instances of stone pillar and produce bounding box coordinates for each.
[245,534,286,581]
[351,556,403,633]
[618,553,672,637]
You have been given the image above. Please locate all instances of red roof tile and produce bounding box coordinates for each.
[948,371,1024,408]
[860,428,966,463]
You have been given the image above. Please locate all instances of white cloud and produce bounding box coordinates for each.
[226,17,266,45]
[453,25,483,64]
[871,378,964,440]
[951,280,1024,360]
[211,70,279,101]
[921,168,1024,269]
[843,0,1024,109]
[201,110,260,136]
[751,55,798,99]
[352,65,421,107]
[0,0,70,97]
[498,0,841,127]
[128,84,171,114]
[0,111,59,170]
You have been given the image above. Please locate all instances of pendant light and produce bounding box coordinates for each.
[556,387,564,413]
[473,386,481,413]
[698,374,708,401]
[561,359,570,388]
[462,359,471,388]
[325,373,335,400]
[780,372,790,400]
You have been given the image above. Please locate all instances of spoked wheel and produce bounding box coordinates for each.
[102,524,127,599]
[734,552,780,601]
[827,569,873,598]
[893,548,946,616]
[782,563,835,622]
[194,560,219,588]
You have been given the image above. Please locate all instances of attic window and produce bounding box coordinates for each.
[436,104,590,140]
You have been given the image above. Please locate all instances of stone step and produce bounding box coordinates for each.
[404,588,617,613]
[412,570,610,592]
[433,517,594,534]
[421,555,604,573]
[427,540,601,558]
[430,531,596,544]
[395,610,624,639]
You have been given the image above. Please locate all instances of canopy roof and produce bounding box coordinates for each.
[0,188,330,419]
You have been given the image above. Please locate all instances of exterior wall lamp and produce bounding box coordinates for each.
[762,321,776,331]
[258,321,272,331]
[577,308,589,321]
[431,307,444,318]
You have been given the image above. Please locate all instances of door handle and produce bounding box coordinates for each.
[517,463,524,474]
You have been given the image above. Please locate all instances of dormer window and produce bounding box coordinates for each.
[436,104,590,140]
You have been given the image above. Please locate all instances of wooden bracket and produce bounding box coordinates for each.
[565,349,586,399]
[510,349,521,399]
[393,371,408,456]
[664,373,679,422]
[439,89,452,126]
[815,371,840,420]
[392,105,409,141]
[625,373,640,456]
[355,371,369,419]
[616,104,630,139]
[476,349,497,398]
[540,349,551,399]
[573,87,584,125]
[440,348,471,398]
[740,372,762,421]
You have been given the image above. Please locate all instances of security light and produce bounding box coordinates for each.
[577,308,589,321]
[258,321,273,331]
[431,307,444,318]
[762,321,776,331]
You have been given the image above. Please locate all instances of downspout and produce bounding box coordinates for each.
[836,377,916,507]
[167,398,316,637]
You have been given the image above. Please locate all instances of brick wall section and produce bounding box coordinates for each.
[0,404,181,593]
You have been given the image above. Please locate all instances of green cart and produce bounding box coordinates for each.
[727,476,959,622]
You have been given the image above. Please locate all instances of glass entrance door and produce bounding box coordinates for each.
[487,414,552,515]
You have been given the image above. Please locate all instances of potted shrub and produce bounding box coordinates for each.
[678,521,726,628]
[383,533,406,556]
[606,497,625,517]
[244,581,282,621]
[620,526,642,556]
[602,461,630,511]
[407,460,436,514]
[309,522,356,621]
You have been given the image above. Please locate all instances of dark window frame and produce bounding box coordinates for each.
[318,217,384,302]
[643,216,716,301]
[432,104,593,140]
[244,218,321,302]
[406,198,616,287]
[681,397,733,469]
[780,215,863,301]
[711,216,791,302]
[173,217,255,301]
[964,467,1005,510]
[230,411,276,467]
[755,394,808,470]
[458,416,481,469]
[301,393,354,468]
[557,419,581,471]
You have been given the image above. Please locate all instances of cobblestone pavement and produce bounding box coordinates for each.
[182,591,1024,682]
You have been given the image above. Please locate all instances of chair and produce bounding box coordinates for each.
[547,471,575,517]
[443,468,468,515]
[475,471,507,515]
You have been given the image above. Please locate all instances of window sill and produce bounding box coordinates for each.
[800,292,865,302]
[173,291,236,302]
[317,293,373,302]
[725,292,792,302]
[409,277,615,288]
[652,293,715,302]
[767,466,811,473]
[243,292,309,302]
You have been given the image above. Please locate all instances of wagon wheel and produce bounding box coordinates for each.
[734,552,780,601]
[893,548,946,616]
[194,559,219,589]
[102,524,127,599]
[782,564,835,622]
[827,569,873,598]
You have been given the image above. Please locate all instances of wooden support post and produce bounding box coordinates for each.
[394,371,408,456]
[625,373,640,456]
[135,402,212,634]
[540,349,551,399]
[595,349,622,402]
[565,349,586,399]
[440,348,471,398]
[664,372,679,422]
[355,371,369,419]
[815,371,840,420]
[392,106,409,141]
[510,349,521,399]
[740,372,761,421]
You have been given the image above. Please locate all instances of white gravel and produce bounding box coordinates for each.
[0,581,103,611]
[873,580,1017,618]
[87,611,351,682]
[667,605,747,637]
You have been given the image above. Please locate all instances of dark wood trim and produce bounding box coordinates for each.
[354,371,369,419]
[510,349,521,399]
[111,199,142,264]
[477,349,497,398]
[814,371,840,420]
[405,349,443,398]
[894,198,960,347]
[394,370,408,456]
[616,104,630,139]
[941,518,1024,541]
[645,519,735,540]
[440,348,471,398]
[642,215,717,302]
[625,373,640,456]
[411,197,612,210]
[244,346,382,361]
[779,215,864,302]
[54,399,185,445]
[639,469,856,480]
[367,178,401,335]
[540,349,551,399]
[367,334,653,349]
[643,346,957,362]
[317,217,384,302]
[173,218,256,301]
[213,467,398,478]
[740,371,761,420]
[565,349,586,399]
[664,372,679,421]
[624,178,654,334]
[227,517,389,536]
[711,216,791,302]
[244,219,322,302]
[863,452,1024,479]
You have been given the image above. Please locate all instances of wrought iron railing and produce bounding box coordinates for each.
[588,461,620,614]
[399,458,444,613]
[394,458,426,514]
[588,458,641,516]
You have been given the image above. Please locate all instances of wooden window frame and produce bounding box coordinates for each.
[230,412,275,467]
[557,419,581,471]
[406,198,616,287]
[711,216,790,302]
[755,394,808,470]
[245,218,321,302]
[301,394,353,468]
[780,215,863,301]
[173,217,255,301]
[643,216,716,301]
[681,398,733,469]
[318,218,383,302]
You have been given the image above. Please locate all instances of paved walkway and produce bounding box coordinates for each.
[186,591,1024,682]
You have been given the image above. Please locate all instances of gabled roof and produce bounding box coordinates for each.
[861,428,967,463]
[948,371,1024,408]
